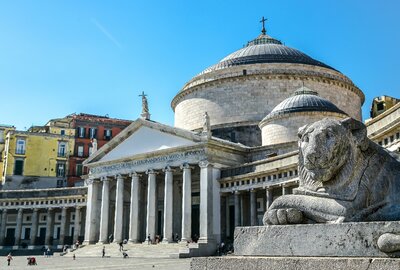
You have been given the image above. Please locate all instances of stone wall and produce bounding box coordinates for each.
[260,112,346,146]
[173,63,364,132]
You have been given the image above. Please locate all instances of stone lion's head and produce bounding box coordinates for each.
[297,118,369,193]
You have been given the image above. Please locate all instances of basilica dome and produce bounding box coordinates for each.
[172,27,364,147]
[259,87,348,146]
[200,34,334,75]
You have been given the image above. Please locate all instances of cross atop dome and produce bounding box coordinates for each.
[260,16,267,35]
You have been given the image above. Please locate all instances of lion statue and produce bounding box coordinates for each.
[264,117,400,225]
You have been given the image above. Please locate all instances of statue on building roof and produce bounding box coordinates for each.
[139,91,150,120]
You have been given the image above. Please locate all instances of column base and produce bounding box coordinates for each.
[198,237,216,245]
[96,241,109,245]
[181,237,192,243]
[128,239,140,244]
[161,238,173,244]
[142,239,152,245]
[83,240,97,245]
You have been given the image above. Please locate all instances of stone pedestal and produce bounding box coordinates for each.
[190,222,400,269]
[234,222,400,257]
[191,257,400,270]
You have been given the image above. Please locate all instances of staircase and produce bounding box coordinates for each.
[64,243,192,258]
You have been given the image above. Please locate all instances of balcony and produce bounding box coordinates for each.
[15,149,25,155]
[57,152,67,158]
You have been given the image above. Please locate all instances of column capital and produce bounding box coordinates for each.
[129,171,141,177]
[180,163,192,170]
[163,166,175,173]
[85,178,100,185]
[75,206,82,210]
[17,208,23,213]
[250,188,257,193]
[32,209,39,213]
[115,174,125,180]
[47,208,54,212]
[101,176,111,182]
[146,169,157,175]
[199,160,212,168]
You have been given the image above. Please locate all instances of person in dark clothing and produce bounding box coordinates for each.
[102,246,105,258]
[119,242,123,251]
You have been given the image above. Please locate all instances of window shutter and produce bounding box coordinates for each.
[83,128,87,138]
[94,128,97,139]
[76,128,80,138]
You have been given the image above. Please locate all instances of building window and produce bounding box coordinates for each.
[384,138,388,145]
[76,164,83,176]
[14,159,24,175]
[88,146,93,156]
[104,129,112,140]
[396,132,400,140]
[16,139,26,154]
[56,163,66,177]
[89,128,97,139]
[58,142,67,157]
[77,127,85,138]
[60,129,65,136]
[77,146,84,157]
[376,102,384,111]
[57,179,64,187]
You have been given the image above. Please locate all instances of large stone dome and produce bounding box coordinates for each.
[200,34,335,75]
[172,28,364,146]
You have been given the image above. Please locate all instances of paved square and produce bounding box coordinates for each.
[3,256,191,270]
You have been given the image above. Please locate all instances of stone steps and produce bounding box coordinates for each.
[65,243,189,259]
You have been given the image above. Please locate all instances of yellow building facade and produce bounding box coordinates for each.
[1,128,75,189]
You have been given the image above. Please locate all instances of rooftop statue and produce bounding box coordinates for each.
[264,117,400,225]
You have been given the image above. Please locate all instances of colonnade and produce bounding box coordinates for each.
[84,160,220,245]
[0,206,83,247]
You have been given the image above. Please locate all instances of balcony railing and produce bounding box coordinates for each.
[57,152,67,158]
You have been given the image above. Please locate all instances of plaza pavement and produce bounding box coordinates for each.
[2,256,191,270]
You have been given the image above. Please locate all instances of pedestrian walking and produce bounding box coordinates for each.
[147,234,151,245]
[6,253,12,266]
[46,247,51,257]
[102,246,105,258]
[119,241,123,251]
[73,254,76,260]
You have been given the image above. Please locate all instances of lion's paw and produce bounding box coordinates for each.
[263,208,303,225]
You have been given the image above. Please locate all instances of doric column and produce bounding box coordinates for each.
[83,178,100,244]
[162,166,174,243]
[113,174,124,243]
[266,187,273,210]
[234,191,241,227]
[250,189,257,226]
[73,206,82,242]
[59,207,67,246]
[180,163,192,242]
[30,209,39,246]
[145,169,157,243]
[198,160,213,243]
[98,177,110,244]
[14,208,23,246]
[129,172,140,243]
[0,210,7,246]
[45,208,54,246]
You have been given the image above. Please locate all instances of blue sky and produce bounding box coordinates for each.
[1,0,399,130]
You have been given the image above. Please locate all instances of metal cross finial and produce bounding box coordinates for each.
[139,91,147,98]
[260,16,267,35]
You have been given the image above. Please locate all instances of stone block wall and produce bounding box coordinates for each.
[173,63,363,132]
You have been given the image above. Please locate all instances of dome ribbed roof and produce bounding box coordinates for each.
[200,33,335,75]
[261,87,347,122]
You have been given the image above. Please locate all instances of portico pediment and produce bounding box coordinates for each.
[85,119,205,165]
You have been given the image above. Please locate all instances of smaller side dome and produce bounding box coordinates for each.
[260,87,347,125]
[259,87,348,146]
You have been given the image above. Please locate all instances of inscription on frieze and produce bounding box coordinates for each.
[90,149,206,175]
